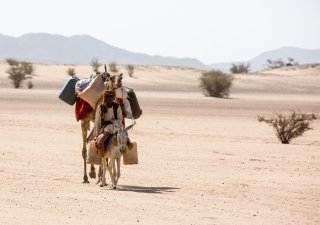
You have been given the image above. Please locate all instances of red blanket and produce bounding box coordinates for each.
[75,98,93,121]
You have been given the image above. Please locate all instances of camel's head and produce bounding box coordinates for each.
[105,73,123,91]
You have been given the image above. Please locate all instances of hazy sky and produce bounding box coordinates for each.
[1,0,319,64]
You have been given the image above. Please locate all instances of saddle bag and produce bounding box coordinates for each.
[123,142,138,165]
[78,75,106,109]
[87,140,101,165]
[75,74,97,93]
[58,76,79,105]
[127,88,142,119]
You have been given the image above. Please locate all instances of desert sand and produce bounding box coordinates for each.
[0,63,319,225]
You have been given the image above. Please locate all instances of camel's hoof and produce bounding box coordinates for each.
[89,171,96,179]
[111,185,116,190]
[83,176,89,183]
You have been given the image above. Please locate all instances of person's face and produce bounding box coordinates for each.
[105,96,114,105]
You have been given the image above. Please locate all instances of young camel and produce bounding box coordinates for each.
[81,73,122,183]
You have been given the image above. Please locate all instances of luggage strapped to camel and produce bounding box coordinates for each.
[58,70,142,123]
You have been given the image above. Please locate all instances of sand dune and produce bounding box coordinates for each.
[0,63,319,225]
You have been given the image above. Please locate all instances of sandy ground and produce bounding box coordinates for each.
[0,63,320,225]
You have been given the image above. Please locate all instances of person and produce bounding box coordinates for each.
[94,90,132,150]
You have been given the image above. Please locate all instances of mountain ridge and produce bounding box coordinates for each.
[209,46,320,72]
[0,33,208,69]
[1,33,320,71]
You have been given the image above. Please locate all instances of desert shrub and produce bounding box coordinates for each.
[286,57,299,66]
[199,70,233,98]
[21,61,35,75]
[109,62,118,73]
[67,68,76,76]
[6,58,34,88]
[6,58,19,66]
[230,63,250,74]
[266,58,285,69]
[266,58,299,69]
[258,111,317,144]
[90,57,101,73]
[126,64,134,77]
[27,81,33,89]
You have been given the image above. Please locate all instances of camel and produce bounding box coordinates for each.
[99,122,135,188]
[81,73,123,183]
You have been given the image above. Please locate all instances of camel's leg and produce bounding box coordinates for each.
[115,158,121,185]
[81,121,89,183]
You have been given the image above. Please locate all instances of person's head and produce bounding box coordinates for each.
[116,74,123,88]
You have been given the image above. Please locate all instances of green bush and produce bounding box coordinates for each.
[266,58,299,69]
[230,63,250,74]
[109,62,118,73]
[67,67,76,76]
[21,61,35,75]
[6,58,34,88]
[126,64,134,77]
[199,70,233,98]
[6,58,19,66]
[90,57,101,73]
[27,81,34,89]
[258,111,317,144]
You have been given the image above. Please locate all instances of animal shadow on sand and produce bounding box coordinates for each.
[105,185,180,194]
